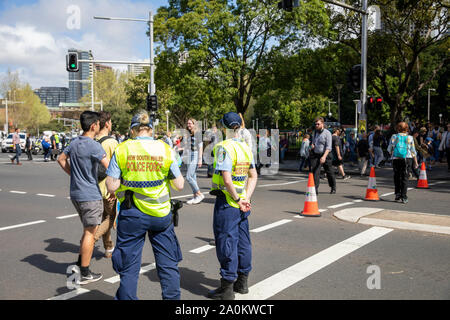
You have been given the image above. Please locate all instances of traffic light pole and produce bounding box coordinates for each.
[360,0,368,121]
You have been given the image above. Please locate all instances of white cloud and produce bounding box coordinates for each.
[0,0,162,89]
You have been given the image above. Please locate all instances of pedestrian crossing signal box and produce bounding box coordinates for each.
[66,53,79,72]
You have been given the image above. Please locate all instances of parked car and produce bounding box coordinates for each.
[1,133,26,153]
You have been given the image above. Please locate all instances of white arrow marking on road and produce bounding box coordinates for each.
[0,220,46,231]
[250,219,292,233]
[47,288,90,300]
[189,244,216,254]
[236,226,393,300]
[328,202,354,209]
[104,263,156,284]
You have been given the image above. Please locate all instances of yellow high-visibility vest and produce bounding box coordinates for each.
[115,138,173,217]
[211,139,253,208]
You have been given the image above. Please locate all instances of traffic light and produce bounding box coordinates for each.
[367,96,374,109]
[147,94,158,112]
[66,53,79,72]
[348,64,362,93]
[278,0,299,12]
[376,97,383,108]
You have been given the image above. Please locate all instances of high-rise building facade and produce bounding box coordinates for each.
[68,48,93,103]
[34,87,69,109]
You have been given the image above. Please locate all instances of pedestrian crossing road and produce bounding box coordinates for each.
[0,155,449,301]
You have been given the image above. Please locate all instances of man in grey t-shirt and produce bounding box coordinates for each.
[58,111,110,285]
[310,117,336,194]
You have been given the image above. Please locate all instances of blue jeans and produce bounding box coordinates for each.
[112,205,182,300]
[12,144,21,163]
[186,151,200,194]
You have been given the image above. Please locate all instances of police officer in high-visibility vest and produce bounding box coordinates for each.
[105,110,184,300]
[208,112,258,300]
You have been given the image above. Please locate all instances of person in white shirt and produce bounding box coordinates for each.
[438,123,450,172]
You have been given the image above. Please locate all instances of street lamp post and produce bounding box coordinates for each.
[165,110,170,132]
[328,101,337,120]
[353,99,360,134]
[94,11,155,107]
[427,88,436,122]
[336,84,343,124]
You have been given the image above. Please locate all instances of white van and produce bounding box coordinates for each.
[1,132,26,153]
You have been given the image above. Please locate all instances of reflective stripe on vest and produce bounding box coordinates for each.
[211,139,253,209]
[116,191,170,204]
[114,139,173,217]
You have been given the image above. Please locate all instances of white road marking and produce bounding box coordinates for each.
[236,226,393,300]
[250,219,292,233]
[0,220,46,231]
[327,202,354,209]
[104,263,156,284]
[381,192,395,197]
[56,214,79,220]
[429,181,445,186]
[189,244,216,254]
[36,193,55,197]
[47,288,90,300]
[258,180,306,188]
[172,194,197,199]
[352,199,363,203]
[10,190,27,194]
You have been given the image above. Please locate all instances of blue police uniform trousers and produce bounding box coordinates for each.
[112,204,182,300]
[213,194,252,282]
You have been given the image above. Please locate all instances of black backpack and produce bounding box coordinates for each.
[97,136,115,181]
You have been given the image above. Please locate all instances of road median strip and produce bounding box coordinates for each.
[334,208,450,235]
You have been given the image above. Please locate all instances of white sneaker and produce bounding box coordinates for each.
[186,198,196,205]
[191,193,205,204]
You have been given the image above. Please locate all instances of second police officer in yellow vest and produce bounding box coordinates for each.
[208,112,258,300]
[105,110,184,300]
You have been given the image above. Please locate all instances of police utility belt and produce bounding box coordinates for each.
[117,190,169,213]
[118,190,183,227]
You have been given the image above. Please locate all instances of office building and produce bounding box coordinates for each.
[34,87,69,109]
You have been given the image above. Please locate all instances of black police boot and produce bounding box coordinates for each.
[233,273,249,294]
[207,278,235,300]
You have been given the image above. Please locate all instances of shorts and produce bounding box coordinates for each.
[332,159,343,166]
[71,200,104,228]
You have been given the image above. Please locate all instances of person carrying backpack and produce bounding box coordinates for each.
[387,122,418,204]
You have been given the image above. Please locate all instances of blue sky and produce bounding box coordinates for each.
[0,0,169,96]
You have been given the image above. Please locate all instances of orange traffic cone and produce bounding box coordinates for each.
[300,173,321,217]
[416,162,429,188]
[365,167,379,201]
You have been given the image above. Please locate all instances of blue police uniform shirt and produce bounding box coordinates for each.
[106,136,181,180]
[214,138,255,172]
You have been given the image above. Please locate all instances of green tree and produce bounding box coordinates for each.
[154,0,330,116]
[80,69,132,134]
[326,0,449,125]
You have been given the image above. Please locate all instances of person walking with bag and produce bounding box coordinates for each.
[94,111,119,259]
[387,122,418,204]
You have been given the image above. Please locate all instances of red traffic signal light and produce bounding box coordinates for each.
[367,96,374,108]
[376,97,383,108]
